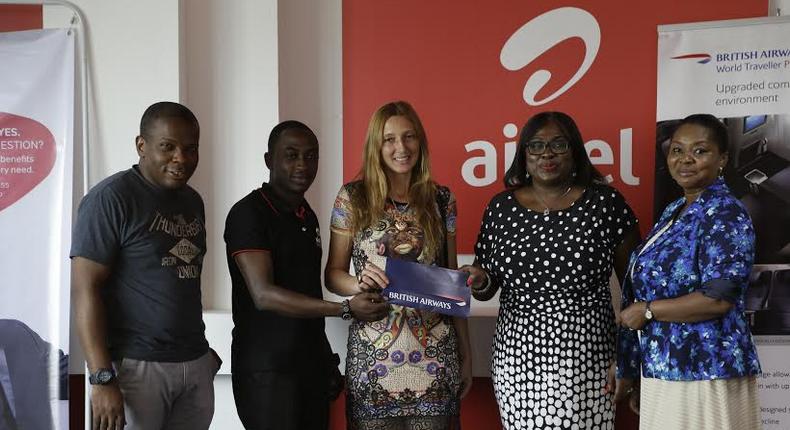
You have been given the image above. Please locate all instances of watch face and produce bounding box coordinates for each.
[91,368,115,385]
[99,370,114,383]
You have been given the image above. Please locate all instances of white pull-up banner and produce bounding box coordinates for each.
[658,17,790,429]
[0,28,75,430]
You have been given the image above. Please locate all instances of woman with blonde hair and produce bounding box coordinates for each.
[325,101,472,429]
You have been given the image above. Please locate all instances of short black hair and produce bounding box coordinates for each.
[139,101,200,139]
[267,120,317,153]
[503,111,603,188]
[674,114,729,154]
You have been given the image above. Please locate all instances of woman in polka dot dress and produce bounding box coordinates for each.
[462,112,640,429]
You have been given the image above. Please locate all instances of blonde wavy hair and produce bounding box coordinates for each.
[349,101,444,260]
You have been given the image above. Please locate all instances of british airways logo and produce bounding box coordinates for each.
[434,293,468,307]
[671,53,712,64]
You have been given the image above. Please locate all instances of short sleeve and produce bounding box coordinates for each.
[697,200,755,303]
[69,186,124,266]
[604,186,638,247]
[224,196,273,255]
[330,185,353,236]
[474,197,497,277]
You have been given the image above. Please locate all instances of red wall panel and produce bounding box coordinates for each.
[0,5,42,32]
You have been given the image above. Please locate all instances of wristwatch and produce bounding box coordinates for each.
[644,301,654,321]
[340,299,353,321]
[88,368,117,385]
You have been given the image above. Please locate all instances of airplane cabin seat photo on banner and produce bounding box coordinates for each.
[343,0,765,254]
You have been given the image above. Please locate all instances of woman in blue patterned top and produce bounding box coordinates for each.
[617,114,761,430]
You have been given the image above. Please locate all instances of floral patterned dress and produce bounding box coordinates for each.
[617,178,761,381]
[331,182,461,430]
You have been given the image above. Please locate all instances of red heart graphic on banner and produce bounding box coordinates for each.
[0,112,57,212]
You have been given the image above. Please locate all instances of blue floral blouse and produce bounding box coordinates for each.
[617,178,761,381]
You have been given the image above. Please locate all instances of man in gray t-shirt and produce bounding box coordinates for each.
[70,102,219,430]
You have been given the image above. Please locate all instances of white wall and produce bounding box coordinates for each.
[45,0,182,183]
[278,0,343,225]
[182,0,280,312]
[769,0,790,15]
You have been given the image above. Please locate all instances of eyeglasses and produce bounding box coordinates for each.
[526,137,570,155]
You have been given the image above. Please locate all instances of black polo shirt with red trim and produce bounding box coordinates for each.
[224,183,328,373]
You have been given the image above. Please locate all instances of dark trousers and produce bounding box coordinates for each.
[232,371,329,430]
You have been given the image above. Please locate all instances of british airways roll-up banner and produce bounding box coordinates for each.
[657,17,790,429]
[0,29,74,429]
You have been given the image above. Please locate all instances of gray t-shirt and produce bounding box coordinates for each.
[70,166,208,362]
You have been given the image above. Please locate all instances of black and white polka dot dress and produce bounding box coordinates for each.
[475,184,636,430]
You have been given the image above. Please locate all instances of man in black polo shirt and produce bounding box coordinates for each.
[224,120,388,430]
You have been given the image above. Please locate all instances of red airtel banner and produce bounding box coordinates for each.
[343,0,766,253]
